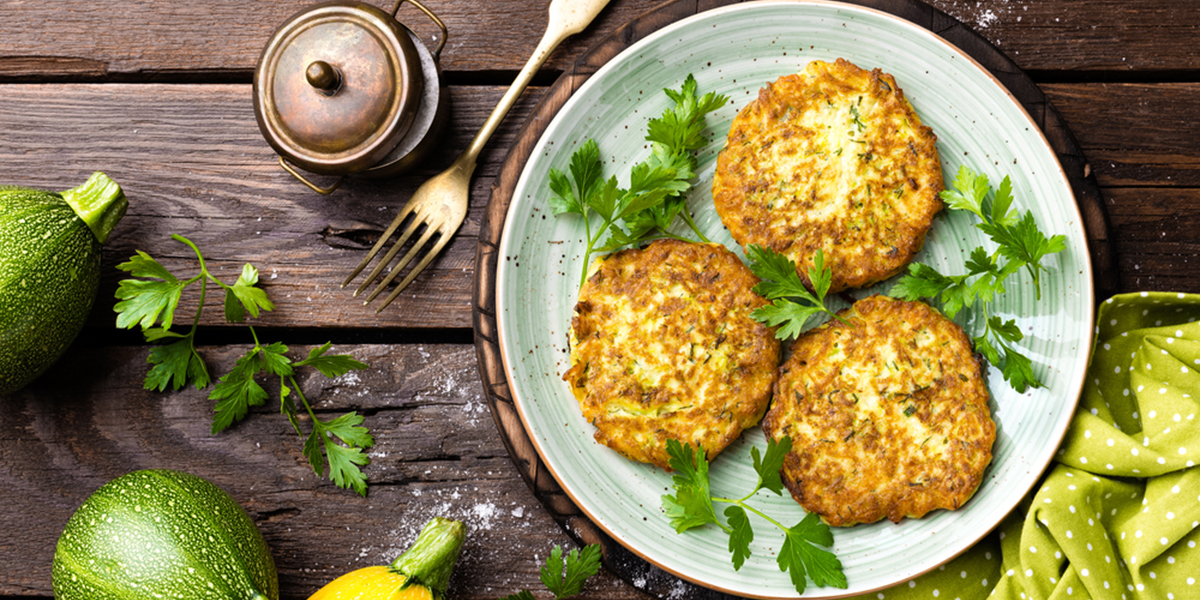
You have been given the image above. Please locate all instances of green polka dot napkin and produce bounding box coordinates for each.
[849,292,1200,600]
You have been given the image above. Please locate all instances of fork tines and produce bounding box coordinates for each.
[341,200,447,312]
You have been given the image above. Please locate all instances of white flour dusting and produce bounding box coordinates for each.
[977,9,998,28]
[362,486,547,568]
[936,0,1032,35]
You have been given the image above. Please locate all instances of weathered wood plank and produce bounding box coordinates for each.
[0,0,663,79]
[1044,83,1200,187]
[923,0,1200,72]
[4,81,1199,333]
[1102,187,1200,294]
[0,343,648,600]
[0,0,1196,78]
[0,83,538,331]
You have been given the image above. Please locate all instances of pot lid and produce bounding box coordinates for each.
[254,1,424,175]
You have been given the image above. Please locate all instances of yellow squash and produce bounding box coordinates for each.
[310,518,465,600]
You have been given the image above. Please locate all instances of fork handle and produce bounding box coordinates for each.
[458,0,611,164]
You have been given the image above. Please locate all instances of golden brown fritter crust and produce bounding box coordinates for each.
[564,239,780,469]
[762,295,994,526]
[713,58,943,293]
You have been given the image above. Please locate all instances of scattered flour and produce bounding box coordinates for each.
[937,0,1033,35]
[977,9,998,28]
[358,485,550,575]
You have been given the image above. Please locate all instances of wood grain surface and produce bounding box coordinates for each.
[0,1,1196,77]
[3,0,1200,599]
[0,343,643,599]
[0,81,1196,335]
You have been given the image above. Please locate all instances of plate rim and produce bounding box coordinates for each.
[488,1,1096,597]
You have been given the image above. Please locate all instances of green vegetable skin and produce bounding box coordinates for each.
[52,469,278,600]
[0,172,127,393]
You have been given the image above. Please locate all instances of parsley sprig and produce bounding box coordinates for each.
[661,438,846,595]
[745,245,847,340]
[114,234,374,495]
[500,544,603,600]
[547,74,728,288]
[890,166,1068,392]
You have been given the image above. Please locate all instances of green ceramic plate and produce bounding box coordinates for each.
[496,1,1094,597]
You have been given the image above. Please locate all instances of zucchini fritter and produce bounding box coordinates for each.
[713,59,943,292]
[762,295,994,526]
[564,239,780,469]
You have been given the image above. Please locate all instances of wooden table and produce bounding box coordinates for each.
[2,1,1197,599]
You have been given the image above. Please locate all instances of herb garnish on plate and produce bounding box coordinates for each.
[546,74,727,288]
[890,165,1068,392]
[662,437,847,595]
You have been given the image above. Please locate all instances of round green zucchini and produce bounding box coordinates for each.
[0,172,127,394]
[52,469,278,600]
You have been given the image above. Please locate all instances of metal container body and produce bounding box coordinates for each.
[253,0,449,192]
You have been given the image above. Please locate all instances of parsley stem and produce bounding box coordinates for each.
[578,216,614,289]
[1025,264,1043,300]
[168,234,211,385]
[289,375,318,421]
[173,232,239,294]
[678,210,710,244]
[728,486,762,505]
[172,233,208,274]
[191,277,207,333]
[712,497,790,533]
[169,233,210,336]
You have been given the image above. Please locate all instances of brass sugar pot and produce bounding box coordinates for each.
[253,0,449,194]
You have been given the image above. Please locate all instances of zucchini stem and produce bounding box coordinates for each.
[390,517,465,600]
[61,172,127,244]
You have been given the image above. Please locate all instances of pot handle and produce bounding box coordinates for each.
[279,156,345,195]
[391,0,448,59]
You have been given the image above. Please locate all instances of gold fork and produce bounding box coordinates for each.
[343,0,612,311]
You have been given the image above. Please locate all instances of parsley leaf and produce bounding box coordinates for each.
[940,163,992,220]
[662,439,720,532]
[547,75,728,288]
[887,262,956,307]
[752,300,826,342]
[745,245,846,339]
[144,337,208,392]
[322,411,374,447]
[499,543,603,600]
[622,73,728,245]
[725,505,753,571]
[997,343,1038,392]
[258,341,294,377]
[114,234,375,495]
[889,165,1067,392]
[752,434,789,496]
[307,412,373,496]
[540,544,602,599]
[660,437,846,595]
[779,513,846,593]
[296,341,368,377]
[114,251,186,330]
[547,139,602,218]
[224,263,274,322]
[210,349,269,434]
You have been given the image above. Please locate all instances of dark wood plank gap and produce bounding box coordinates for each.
[2,1,1200,81]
